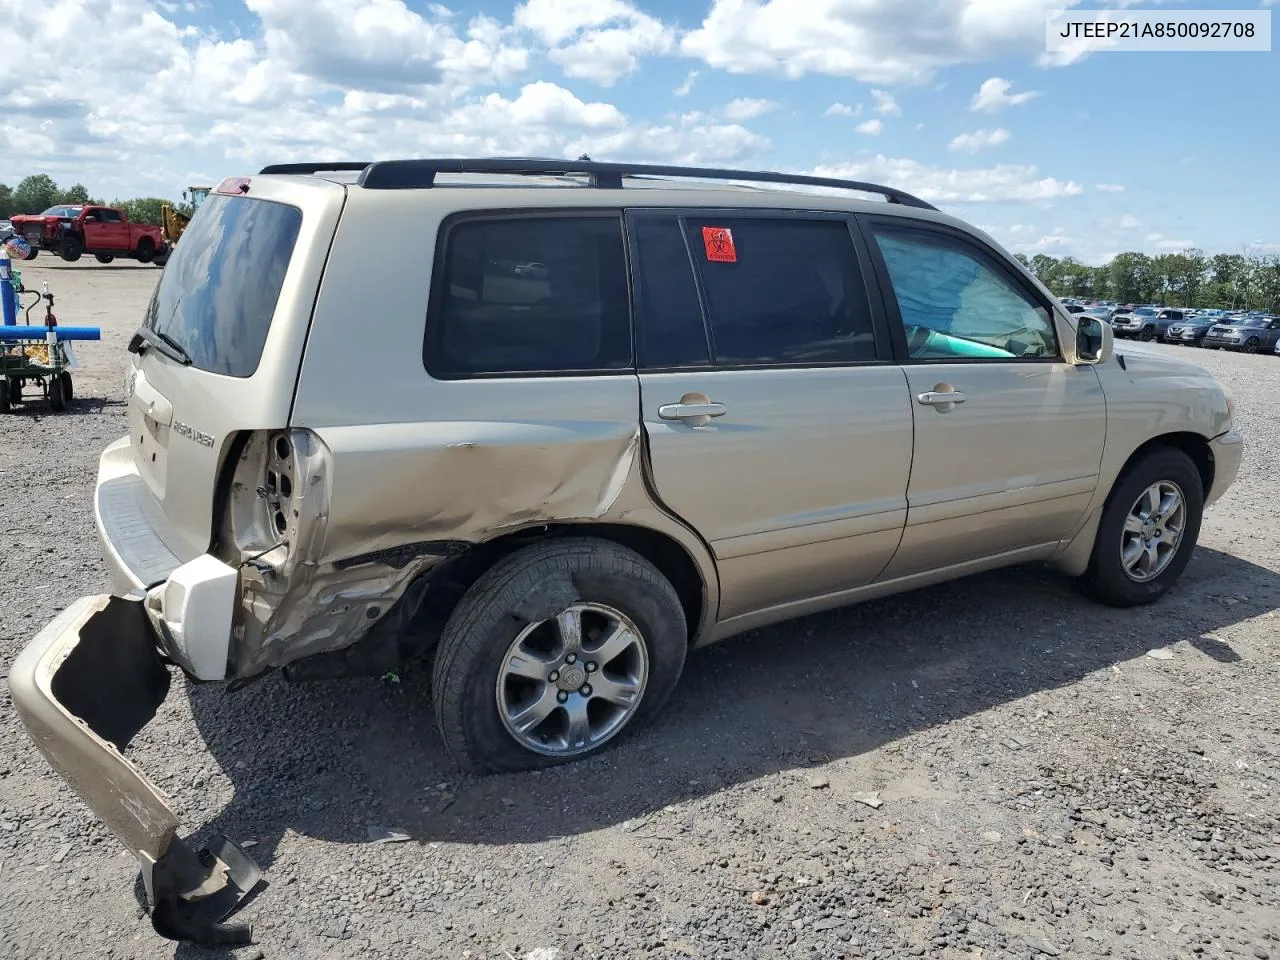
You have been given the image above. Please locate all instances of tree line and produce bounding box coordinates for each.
[1015,250,1280,313]
[0,174,178,227]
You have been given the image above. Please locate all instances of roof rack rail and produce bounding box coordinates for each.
[334,158,937,210]
[257,162,373,175]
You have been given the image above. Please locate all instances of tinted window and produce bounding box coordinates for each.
[872,225,1058,360]
[428,216,631,376]
[101,209,122,223]
[144,194,301,378]
[631,217,711,367]
[683,218,877,365]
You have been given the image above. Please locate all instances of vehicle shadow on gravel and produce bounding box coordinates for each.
[5,396,115,417]
[185,546,1279,872]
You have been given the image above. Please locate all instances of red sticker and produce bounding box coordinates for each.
[701,226,737,263]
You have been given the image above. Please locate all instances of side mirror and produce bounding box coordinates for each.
[1075,315,1113,364]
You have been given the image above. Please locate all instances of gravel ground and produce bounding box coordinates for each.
[2,259,1279,960]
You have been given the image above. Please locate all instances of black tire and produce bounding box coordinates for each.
[59,371,73,401]
[60,234,83,262]
[49,373,66,412]
[6,378,18,405]
[0,379,9,414]
[23,247,37,261]
[153,249,170,267]
[1078,447,1204,608]
[1244,338,1260,354]
[1138,326,1155,342]
[95,253,115,264]
[432,537,687,773]
[135,238,155,264]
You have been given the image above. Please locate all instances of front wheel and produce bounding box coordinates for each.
[60,234,83,262]
[1244,338,1260,354]
[432,538,687,773]
[1078,447,1204,607]
[49,373,67,412]
[1138,326,1156,342]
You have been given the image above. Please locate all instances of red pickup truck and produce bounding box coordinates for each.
[10,204,169,265]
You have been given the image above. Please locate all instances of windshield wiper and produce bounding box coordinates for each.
[127,325,193,366]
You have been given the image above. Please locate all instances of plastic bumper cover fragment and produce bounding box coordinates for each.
[8,595,261,945]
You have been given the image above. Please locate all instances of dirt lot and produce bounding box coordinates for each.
[1,258,1278,960]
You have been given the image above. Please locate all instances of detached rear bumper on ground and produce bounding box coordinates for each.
[7,595,261,945]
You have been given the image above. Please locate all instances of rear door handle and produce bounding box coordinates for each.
[658,401,727,424]
[917,391,967,406]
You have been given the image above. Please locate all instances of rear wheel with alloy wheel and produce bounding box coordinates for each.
[432,538,687,773]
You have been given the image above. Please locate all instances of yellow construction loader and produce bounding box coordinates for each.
[159,185,212,260]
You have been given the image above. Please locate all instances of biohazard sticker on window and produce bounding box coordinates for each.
[701,226,737,263]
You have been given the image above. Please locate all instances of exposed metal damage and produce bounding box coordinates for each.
[222,424,643,680]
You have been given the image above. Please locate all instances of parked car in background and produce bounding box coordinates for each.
[9,204,168,265]
[0,220,13,242]
[1112,306,1184,340]
[1201,315,1280,352]
[1161,316,1216,346]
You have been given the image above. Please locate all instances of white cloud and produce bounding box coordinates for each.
[568,117,769,166]
[856,118,883,136]
[722,97,776,121]
[674,69,699,96]
[970,77,1040,113]
[681,0,1089,83]
[825,102,862,117]
[514,0,672,85]
[246,0,529,89]
[1146,232,1195,250]
[1095,183,1125,193]
[948,128,1011,153]
[1027,227,1071,250]
[453,81,626,130]
[871,89,900,116]
[813,156,1084,204]
[1117,214,1142,229]
[0,0,766,196]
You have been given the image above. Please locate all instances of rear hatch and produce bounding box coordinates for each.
[124,177,345,563]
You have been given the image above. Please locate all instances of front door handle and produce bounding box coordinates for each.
[917,390,967,406]
[658,400,727,426]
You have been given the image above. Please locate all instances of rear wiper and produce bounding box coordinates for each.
[128,325,192,366]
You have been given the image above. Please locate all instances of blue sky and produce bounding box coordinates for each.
[1,0,1275,263]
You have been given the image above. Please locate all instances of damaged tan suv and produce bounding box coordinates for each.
[10,158,1242,944]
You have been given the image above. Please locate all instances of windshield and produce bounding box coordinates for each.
[143,193,302,378]
[40,205,82,218]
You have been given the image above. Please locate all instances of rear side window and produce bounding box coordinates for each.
[426,216,632,377]
[682,218,878,366]
[144,194,301,378]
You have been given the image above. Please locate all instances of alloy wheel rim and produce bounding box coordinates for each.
[496,602,649,758]
[1120,480,1186,583]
